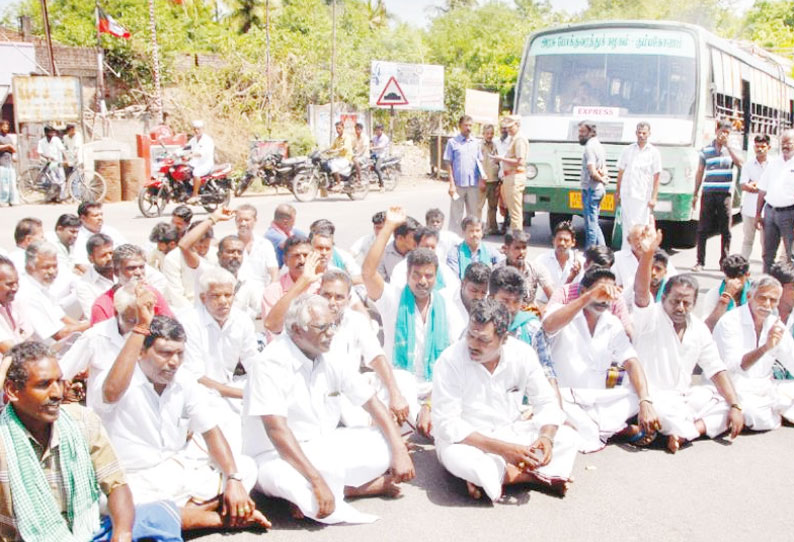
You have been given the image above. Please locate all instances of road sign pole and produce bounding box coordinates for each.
[389,105,394,140]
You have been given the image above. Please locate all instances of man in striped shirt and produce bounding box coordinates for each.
[691,120,744,272]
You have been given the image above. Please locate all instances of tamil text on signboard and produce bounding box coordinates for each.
[12,76,82,123]
[369,61,445,111]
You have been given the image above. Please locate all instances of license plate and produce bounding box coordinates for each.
[568,191,615,212]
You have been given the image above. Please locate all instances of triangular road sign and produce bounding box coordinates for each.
[376,76,409,106]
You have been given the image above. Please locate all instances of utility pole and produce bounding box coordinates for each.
[39,0,57,75]
[94,2,104,114]
[148,0,163,123]
[329,0,336,143]
[265,0,271,136]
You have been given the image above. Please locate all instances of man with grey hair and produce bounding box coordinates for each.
[179,266,263,453]
[90,244,172,325]
[17,241,89,343]
[615,121,662,248]
[714,274,794,430]
[578,120,608,248]
[756,129,794,272]
[243,293,415,524]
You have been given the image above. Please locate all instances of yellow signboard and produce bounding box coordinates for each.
[12,76,82,123]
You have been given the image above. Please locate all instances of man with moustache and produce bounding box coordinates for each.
[494,229,553,306]
[243,294,415,524]
[0,257,32,353]
[577,121,608,248]
[432,299,577,501]
[0,341,184,542]
[234,204,279,291]
[444,115,483,235]
[479,124,501,234]
[363,207,459,437]
[491,115,529,232]
[542,267,659,452]
[714,275,794,431]
[389,227,461,291]
[756,129,794,272]
[632,223,744,453]
[446,216,501,280]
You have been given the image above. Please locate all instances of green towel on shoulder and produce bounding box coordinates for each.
[393,286,450,381]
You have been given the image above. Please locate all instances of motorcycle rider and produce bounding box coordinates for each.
[352,122,369,183]
[324,120,353,190]
[186,120,215,204]
[370,123,390,191]
[36,125,67,202]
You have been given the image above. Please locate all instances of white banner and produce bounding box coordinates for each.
[12,76,82,123]
[369,61,445,111]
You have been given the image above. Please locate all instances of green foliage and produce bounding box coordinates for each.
[741,0,794,52]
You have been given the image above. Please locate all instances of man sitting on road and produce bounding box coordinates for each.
[494,229,553,308]
[264,204,304,268]
[147,222,179,272]
[0,341,184,542]
[701,254,752,331]
[612,224,678,308]
[533,221,584,295]
[632,222,744,452]
[389,227,461,292]
[163,214,219,310]
[714,275,794,431]
[425,208,462,260]
[98,313,270,532]
[376,214,420,283]
[446,216,501,280]
[542,267,659,452]
[46,213,83,274]
[243,294,415,524]
[363,207,461,437]
[308,219,362,283]
[350,211,386,266]
[432,299,577,501]
[0,257,33,353]
[235,204,279,293]
[73,202,128,267]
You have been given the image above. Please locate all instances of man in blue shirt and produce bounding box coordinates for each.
[444,115,482,235]
[691,120,744,272]
[264,204,305,268]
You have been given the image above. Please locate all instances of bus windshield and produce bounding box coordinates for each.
[517,28,697,121]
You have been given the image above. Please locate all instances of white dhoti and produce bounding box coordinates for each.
[436,422,578,502]
[620,196,651,247]
[190,163,213,178]
[328,158,350,175]
[653,386,730,441]
[733,377,794,431]
[340,369,419,429]
[560,387,639,453]
[254,427,391,524]
[126,443,257,506]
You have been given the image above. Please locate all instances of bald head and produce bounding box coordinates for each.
[274,204,296,232]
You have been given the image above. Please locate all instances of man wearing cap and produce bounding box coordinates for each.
[187,120,215,204]
[578,121,608,248]
[493,116,528,232]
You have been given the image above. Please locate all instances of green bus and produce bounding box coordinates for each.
[514,20,794,247]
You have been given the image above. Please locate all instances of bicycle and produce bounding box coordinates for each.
[18,162,108,204]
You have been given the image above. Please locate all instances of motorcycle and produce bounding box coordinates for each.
[234,151,310,197]
[366,153,401,192]
[291,151,370,202]
[138,148,233,218]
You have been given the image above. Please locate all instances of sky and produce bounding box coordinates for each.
[384,0,589,27]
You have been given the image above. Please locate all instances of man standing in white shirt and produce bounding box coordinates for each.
[36,126,67,201]
[179,267,263,453]
[714,275,794,430]
[739,135,769,259]
[62,123,83,179]
[186,120,215,204]
[99,313,270,531]
[433,299,577,501]
[615,122,662,248]
[542,266,659,452]
[757,129,794,272]
[243,294,415,524]
[633,222,744,452]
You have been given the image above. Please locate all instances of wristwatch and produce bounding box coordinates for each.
[226,472,244,482]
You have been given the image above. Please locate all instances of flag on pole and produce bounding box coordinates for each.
[97,7,130,39]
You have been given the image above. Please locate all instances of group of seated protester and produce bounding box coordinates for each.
[0,199,792,541]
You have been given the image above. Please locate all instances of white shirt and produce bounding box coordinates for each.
[8,248,24,273]
[187,134,215,173]
[437,230,462,261]
[758,153,794,208]
[72,224,128,266]
[329,309,385,371]
[350,232,377,266]
[37,136,65,162]
[162,250,207,309]
[617,142,662,201]
[432,338,564,445]
[533,249,584,290]
[633,303,726,393]
[373,282,458,379]
[239,237,278,288]
[75,266,114,318]
[0,300,33,346]
[739,156,767,217]
[612,249,678,308]
[16,275,64,341]
[95,366,218,472]
[63,132,83,166]
[45,231,76,270]
[59,317,125,408]
[242,334,374,457]
[544,305,637,389]
[713,304,794,379]
[389,258,460,293]
[179,303,262,384]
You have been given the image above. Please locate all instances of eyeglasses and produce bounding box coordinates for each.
[309,322,338,334]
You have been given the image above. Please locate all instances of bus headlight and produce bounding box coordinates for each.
[524,194,537,205]
[526,164,538,179]
[654,200,672,213]
[659,169,673,185]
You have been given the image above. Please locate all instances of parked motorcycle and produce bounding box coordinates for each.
[138,149,232,218]
[234,152,310,197]
[291,151,370,202]
[365,153,401,192]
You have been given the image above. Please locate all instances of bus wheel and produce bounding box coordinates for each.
[661,220,697,249]
[549,213,573,232]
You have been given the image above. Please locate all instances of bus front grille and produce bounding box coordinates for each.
[560,156,619,184]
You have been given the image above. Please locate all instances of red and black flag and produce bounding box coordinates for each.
[97,6,130,39]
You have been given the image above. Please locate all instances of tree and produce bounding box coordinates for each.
[741,0,794,53]
[230,0,266,33]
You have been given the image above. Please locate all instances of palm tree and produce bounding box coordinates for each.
[230,0,265,33]
[367,0,387,30]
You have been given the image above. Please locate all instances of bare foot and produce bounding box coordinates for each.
[289,503,305,520]
[466,481,483,500]
[667,435,683,454]
[345,474,403,499]
[245,510,272,529]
